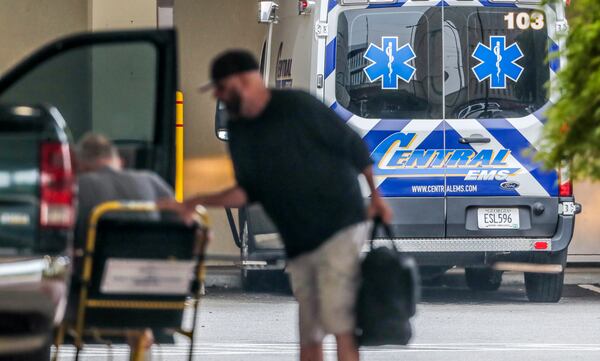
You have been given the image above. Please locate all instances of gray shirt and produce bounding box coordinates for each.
[76,166,174,248]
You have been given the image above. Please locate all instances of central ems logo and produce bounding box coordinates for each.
[372,132,520,181]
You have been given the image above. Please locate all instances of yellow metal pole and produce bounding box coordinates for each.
[176,91,184,202]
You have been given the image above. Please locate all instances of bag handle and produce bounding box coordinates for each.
[369,216,399,252]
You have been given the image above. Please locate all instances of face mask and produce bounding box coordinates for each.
[225,92,242,118]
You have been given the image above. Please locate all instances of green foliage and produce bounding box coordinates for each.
[537,0,600,179]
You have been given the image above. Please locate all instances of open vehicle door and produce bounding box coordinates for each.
[0,30,177,183]
[333,5,446,237]
[0,29,177,358]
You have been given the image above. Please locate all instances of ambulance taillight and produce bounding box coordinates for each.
[559,163,573,197]
[298,0,315,15]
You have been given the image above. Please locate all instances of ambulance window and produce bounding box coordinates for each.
[444,7,550,119]
[335,7,444,119]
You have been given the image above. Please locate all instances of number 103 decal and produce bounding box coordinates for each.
[504,12,545,31]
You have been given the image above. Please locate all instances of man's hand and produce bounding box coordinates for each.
[157,198,195,225]
[368,196,393,224]
[362,165,393,223]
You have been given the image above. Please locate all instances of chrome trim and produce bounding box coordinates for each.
[0,258,47,277]
[0,256,70,286]
[0,334,48,355]
[366,238,552,252]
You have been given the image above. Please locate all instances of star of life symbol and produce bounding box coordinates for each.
[364,37,416,90]
[472,35,524,89]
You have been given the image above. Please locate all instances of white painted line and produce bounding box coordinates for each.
[579,284,600,294]
[53,342,600,357]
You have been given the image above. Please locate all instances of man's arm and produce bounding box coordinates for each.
[301,94,372,172]
[183,186,248,209]
[157,186,248,223]
[362,165,393,224]
[299,93,392,222]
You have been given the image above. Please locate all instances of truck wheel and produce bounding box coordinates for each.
[524,249,568,303]
[465,268,503,291]
[524,272,564,303]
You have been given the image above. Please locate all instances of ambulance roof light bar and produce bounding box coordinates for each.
[340,0,394,5]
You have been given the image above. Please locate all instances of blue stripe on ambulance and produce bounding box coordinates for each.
[330,102,353,123]
[549,40,561,73]
[362,119,412,152]
[478,0,517,7]
[325,38,337,79]
[328,0,337,13]
[445,123,520,197]
[375,121,445,197]
[478,118,559,196]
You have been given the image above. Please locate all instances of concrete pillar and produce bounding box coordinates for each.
[88,0,157,30]
[0,0,88,73]
[175,0,267,263]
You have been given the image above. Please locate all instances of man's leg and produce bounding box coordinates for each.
[335,333,359,361]
[287,253,325,361]
[317,222,369,361]
[300,342,324,361]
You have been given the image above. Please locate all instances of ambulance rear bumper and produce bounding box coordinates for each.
[368,237,552,253]
[370,212,574,253]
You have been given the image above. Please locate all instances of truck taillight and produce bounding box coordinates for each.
[559,163,572,197]
[40,142,74,228]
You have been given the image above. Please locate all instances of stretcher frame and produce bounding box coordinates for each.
[53,201,210,361]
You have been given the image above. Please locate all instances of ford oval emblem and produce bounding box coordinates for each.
[500,181,520,191]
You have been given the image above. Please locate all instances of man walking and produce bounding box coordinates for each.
[160,50,392,361]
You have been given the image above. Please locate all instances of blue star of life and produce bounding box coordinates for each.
[363,37,416,90]
[472,35,524,89]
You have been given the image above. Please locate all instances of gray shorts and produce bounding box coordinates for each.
[286,221,369,345]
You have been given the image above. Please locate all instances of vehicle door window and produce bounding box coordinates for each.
[0,43,158,142]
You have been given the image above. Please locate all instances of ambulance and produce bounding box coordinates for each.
[218,0,581,302]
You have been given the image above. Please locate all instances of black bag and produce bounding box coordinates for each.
[355,218,420,346]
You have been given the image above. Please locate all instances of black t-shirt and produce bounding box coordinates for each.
[227,90,372,259]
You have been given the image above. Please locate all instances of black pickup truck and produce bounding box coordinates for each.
[0,29,177,360]
[0,104,73,360]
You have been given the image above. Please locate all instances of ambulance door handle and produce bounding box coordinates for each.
[459,137,490,144]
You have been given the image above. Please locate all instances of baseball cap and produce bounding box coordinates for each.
[198,50,260,92]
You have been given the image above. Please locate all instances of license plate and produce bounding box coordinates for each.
[477,208,520,229]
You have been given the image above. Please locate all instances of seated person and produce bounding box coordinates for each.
[71,133,176,344]
[75,133,174,248]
